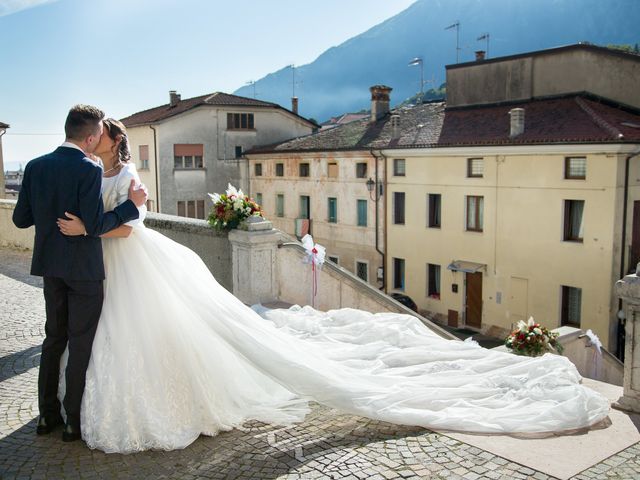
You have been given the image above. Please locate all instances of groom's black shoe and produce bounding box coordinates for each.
[36,414,64,435]
[62,424,81,442]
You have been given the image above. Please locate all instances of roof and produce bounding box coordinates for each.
[248,95,640,154]
[0,121,9,129]
[438,95,640,146]
[447,43,640,70]
[120,92,316,128]
[250,102,445,153]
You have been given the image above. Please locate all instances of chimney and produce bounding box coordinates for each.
[169,90,181,107]
[509,108,525,137]
[291,97,299,114]
[475,50,486,61]
[370,85,392,122]
[391,114,401,140]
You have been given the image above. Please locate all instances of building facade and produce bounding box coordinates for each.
[121,91,316,218]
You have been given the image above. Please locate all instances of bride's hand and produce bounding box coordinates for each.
[57,212,87,236]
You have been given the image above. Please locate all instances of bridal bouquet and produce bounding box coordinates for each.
[207,184,263,231]
[504,318,563,357]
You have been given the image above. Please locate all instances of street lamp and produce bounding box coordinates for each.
[408,57,424,102]
[366,177,383,200]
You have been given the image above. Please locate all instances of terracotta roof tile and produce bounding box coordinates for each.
[121,92,315,127]
[249,95,640,154]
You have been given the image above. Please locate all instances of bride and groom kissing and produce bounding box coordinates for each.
[13,104,611,454]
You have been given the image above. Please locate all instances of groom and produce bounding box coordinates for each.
[12,105,147,442]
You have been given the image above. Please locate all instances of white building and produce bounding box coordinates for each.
[121,91,317,217]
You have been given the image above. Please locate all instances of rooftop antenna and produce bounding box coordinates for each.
[477,33,490,58]
[445,21,461,63]
[290,64,296,98]
[245,80,257,98]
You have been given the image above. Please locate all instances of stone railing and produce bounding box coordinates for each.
[0,199,33,249]
[0,199,233,291]
[614,271,640,413]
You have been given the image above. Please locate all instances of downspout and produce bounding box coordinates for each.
[0,129,6,200]
[149,125,160,212]
[617,146,640,359]
[371,148,386,291]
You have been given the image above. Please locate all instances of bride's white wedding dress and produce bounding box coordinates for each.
[61,164,610,453]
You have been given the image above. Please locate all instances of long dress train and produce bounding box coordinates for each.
[61,164,609,453]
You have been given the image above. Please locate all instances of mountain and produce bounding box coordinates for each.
[233,0,640,122]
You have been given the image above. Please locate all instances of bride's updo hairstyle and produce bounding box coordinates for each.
[103,118,131,164]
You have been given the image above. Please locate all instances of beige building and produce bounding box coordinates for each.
[121,91,316,217]
[0,121,8,199]
[384,44,640,354]
[248,44,640,356]
[246,86,438,286]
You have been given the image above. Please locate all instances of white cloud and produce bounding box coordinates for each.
[0,0,58,18]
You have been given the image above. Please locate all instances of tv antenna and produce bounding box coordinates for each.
[445,21,461,63]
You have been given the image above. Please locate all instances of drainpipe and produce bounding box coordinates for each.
[149,125,160,212]
[618,146,640,359]
[370,148,386,291]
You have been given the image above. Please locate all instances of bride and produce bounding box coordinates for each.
[57,119,610,454]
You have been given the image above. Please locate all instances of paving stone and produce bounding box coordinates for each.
[1,247,640,480]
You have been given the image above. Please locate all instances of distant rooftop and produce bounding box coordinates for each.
[249,94,640,154]
[0,121,9,129]
[121,92,316,128]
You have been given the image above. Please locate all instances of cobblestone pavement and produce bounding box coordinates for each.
[2,247,640,479]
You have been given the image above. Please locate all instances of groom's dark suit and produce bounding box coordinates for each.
[13,145,139,430]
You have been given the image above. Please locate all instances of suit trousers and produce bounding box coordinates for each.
[39,276,103,429]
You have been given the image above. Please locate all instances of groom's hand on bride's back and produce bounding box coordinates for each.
[128,179,148,208]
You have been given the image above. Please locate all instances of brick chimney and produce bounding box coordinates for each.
[291,97,299,114]
[370,85,392,122]
[475,50,486,61]
[169,90,181,107]
[509,108,525,137]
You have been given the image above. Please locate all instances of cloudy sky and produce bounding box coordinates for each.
[1,0,415,169]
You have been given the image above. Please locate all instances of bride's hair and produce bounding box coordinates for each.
[103,118,131,164]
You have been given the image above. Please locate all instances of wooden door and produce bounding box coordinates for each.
[465,272,483,328]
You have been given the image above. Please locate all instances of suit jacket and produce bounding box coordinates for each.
[12,146,139,281]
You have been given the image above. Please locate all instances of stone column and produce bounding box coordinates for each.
[614,270,640,413]
[228,217,280,305]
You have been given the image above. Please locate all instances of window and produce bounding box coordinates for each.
[466,196,484,232]
[328,162,338,178]
[254,163,262,176]
[139,145,149,170]
[235,146,243,159]
[356,261,368,282]
[227,112,254,130]
[276,194,284,217]
[427,264,441,299]
[328,197,337,223]
[356,162,367,178]
[174,144,204,169]
[276,163,284,176]
[328,256,339,264]
[467,158,483,178]
[393,258,405,290]
[565,157,586,180]
[393,159,406,176]
[564,200,584,242]
[299,195,310,219]
[428,194,441,228]
[357,199,367,227]
[561,286,582,327]
[299,163,310,177]
[393,192,405,225]
[255,193,262,206]
[177,200,205,219]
